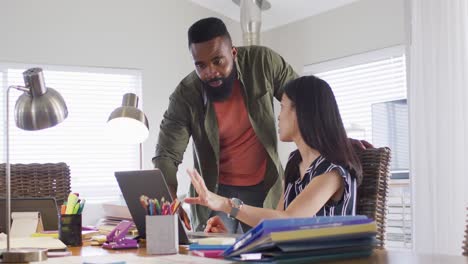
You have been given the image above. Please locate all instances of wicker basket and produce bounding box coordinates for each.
[0,163,71,206]
[355,147,391,249]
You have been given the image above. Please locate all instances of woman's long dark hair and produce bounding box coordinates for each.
[283,75,362,185]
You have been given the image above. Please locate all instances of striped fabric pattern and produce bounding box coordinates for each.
[283,150,357,216]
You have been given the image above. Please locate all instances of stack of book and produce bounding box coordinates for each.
[96,203,137,236]
[189,237,236,258]
[223,215,377,263]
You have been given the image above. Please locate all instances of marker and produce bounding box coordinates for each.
[78,199,86,214]
[60,204,66,215]
[65,193,79,214]
[72,202,80,214]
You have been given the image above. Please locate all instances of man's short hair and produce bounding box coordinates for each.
[188,17,232,47]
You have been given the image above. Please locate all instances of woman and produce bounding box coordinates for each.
[185,75,362,233]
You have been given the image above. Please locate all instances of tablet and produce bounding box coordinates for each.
[0,197,59,232]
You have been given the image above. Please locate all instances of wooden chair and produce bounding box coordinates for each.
[0,162,71,206]
[463,207,468,256]
[355,147,391,249]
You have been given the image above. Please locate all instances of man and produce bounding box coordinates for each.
[153,17,297,233]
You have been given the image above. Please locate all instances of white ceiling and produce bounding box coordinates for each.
[189,0,359,31]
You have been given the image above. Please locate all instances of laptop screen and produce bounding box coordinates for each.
[114,169,190,244]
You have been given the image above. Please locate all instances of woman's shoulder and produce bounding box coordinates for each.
[311,156,350,178]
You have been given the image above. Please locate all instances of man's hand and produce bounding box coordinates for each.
[349,138,373,150]
[204,216,228,233]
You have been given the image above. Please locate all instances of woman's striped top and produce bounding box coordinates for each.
[283,150,357,216]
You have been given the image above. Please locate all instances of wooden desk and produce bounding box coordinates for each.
[68,242,189,257]
[67,243,468,264]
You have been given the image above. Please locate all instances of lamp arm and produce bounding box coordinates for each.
[4,85,30,252]
[4,86,12,251]
[4,85,28,251]
[9,85,29,93]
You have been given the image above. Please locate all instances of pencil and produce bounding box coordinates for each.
[171,200,181,215]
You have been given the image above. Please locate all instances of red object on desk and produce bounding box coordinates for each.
[191,249,224,258]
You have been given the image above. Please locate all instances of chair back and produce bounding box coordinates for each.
[463,207,468,256]
[0,162,71,206]
[355,147,391,249]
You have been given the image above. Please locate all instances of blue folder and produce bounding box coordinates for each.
[224,215,371,256]
[189,244,231,251]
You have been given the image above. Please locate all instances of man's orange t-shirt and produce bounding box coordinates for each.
[213,80,267,186]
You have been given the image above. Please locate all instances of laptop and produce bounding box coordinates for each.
[115,169,240,244]
[0,197,59,233]
[115,169,194,244]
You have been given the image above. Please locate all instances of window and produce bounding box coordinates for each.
[303,46,412,249]
[0,63,142,203]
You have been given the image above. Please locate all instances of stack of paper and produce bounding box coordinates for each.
[223,215,377,263]
[189,237,236,258]
[96,203,137,236]
[0,236,67,251]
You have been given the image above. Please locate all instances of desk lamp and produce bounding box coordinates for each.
[107,93,149,168]
[2,68,68,263]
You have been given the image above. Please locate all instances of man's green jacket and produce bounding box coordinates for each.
[153,46,298,231]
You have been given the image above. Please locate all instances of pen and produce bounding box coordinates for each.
[162,201,170,215]
[139,195,149,214]
[148,199,154,215]
[78,199,86,214]
[154,199,161,215]
[140,196,184,216]
[153,200,157,215]
[166,201,172,215]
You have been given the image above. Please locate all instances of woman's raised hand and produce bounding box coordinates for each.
[184,168,228,213]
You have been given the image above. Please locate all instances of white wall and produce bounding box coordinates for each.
[262,0,406,164]
[0,0,241,224]
[263,0,405,71]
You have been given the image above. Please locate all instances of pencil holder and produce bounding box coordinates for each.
[146,214,178,254]
[59,214,82,246]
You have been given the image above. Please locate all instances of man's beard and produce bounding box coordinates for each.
[202,69,237,102]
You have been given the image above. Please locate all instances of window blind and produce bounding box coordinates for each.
[304,54,407,142]
[0,64,142,203]
[303,46,411,249]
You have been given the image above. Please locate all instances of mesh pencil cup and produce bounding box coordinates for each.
[59,214,82,246]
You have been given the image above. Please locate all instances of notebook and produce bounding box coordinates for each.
[0,197,59,233]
